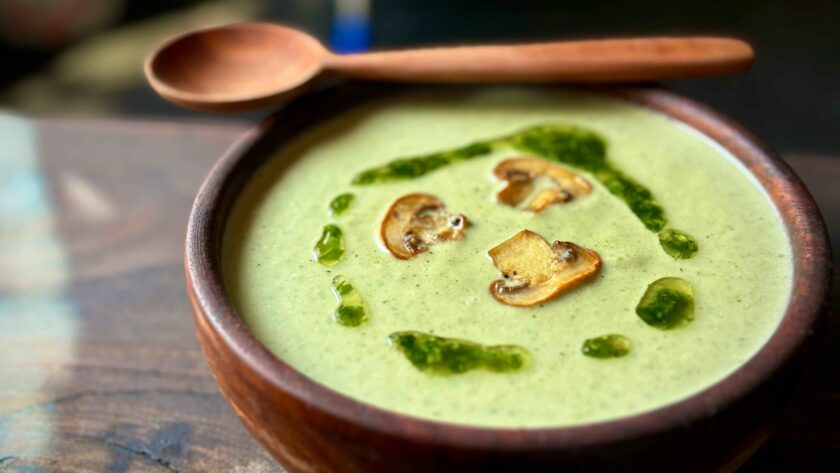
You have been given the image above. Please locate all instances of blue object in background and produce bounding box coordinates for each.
[330,0,371,54]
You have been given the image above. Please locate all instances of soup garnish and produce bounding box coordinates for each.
[379,193,469,260]
[659,229,699,259]
[313,224,345,266]
[493,156,591,212]
[388,331,532,375]
[328,192,355,217]
[636,277,696,329]
[488,230,601,307]
[352,124,698,259]
[581,334,632,359]
[331,275,370,327]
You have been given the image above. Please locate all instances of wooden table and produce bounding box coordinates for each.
[1,115,837,472]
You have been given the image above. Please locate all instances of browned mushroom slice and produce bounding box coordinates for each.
[493,157,591,212]
[380,193,468,259]
[488,230,601,307]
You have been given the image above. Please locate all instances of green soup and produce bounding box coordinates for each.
[223,88,792,428]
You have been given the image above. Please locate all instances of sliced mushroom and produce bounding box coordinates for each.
[380,193,468,259]
[493,157,591,212]
[488,230,601,307]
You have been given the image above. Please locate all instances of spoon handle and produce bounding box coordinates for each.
[324,37,753,83]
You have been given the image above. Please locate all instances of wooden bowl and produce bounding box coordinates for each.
[185,85,831,472]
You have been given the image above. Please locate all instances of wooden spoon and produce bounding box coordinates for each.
[144,22,754,113]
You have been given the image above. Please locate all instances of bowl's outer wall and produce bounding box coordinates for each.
[185,85,831,473]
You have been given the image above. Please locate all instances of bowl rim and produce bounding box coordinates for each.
[185,83,831,451]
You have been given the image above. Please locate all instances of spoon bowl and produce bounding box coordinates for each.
[145,23,326,112]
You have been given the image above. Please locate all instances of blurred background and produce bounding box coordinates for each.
[0,0,837,155]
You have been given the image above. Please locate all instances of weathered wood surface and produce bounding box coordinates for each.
[0,117,282,472]
[0,116,836,472]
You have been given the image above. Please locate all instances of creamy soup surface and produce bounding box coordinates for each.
[223,88,792,427]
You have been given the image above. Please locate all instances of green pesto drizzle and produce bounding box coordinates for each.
[352,142,493,185]
[328,193,355,217]
[581,334,632,359]
[351,124,698,257]
[388,331,531,375]
[312,224,345,266]
[636,277,695,329]
[330,276,369,327]
[659,229,699,259]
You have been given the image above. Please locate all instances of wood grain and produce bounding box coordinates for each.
[1,118,836,472]
[146,23,753,113]
[0,118,283,472]
[327,37,754,82]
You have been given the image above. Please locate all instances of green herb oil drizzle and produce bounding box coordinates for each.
[328,193,355,217]
[388,331,531,375]
[658,229,699,259]
[581,334,632,358]
[636,277,695,329]
[351,124,698,258]
[330,276,370,327]
[313,224,345,266]
[352,142,493,185]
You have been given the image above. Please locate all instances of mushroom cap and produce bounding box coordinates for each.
[493,157,591,212]
[488,230,601,307]
[379,193,468,259]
